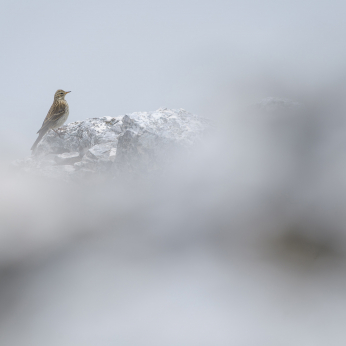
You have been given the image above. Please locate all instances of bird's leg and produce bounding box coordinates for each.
[52,128,63,138]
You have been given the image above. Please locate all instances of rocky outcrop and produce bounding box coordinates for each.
[12,108,210,181]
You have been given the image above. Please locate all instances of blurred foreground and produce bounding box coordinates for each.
[1,93,346,345]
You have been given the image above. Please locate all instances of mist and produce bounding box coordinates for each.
[2,0,346,345]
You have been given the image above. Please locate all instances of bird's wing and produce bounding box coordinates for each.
[37,100,67,133]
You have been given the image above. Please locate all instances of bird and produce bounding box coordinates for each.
[31,89,71,151]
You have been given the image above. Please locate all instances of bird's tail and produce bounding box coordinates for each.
[31,129,48,151]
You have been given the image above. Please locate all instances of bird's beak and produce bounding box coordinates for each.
[65,91,71,94]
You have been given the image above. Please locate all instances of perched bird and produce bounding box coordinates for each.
[31,89,71,151]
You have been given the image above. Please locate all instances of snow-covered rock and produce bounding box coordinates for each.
[13,108,210,181]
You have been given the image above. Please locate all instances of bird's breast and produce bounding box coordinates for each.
[53,106,69,129]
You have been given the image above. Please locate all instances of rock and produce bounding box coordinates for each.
[114,108,210,175]
[55,152,81,165]
[12,108,211,181]
[73,161,83,170]
[109,148,117,162]
[114,129,175,174]
[86,143,115,160]
[33,116,123,157]
[254,97,301,115]
[77,155,97,170]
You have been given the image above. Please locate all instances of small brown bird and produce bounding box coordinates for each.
[31,89,71,151]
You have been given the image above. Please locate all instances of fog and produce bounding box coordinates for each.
[2,0,346,345]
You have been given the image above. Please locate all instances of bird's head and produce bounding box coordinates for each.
[54,89,71,100]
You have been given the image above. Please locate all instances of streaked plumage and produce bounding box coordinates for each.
[31,89,71,151]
